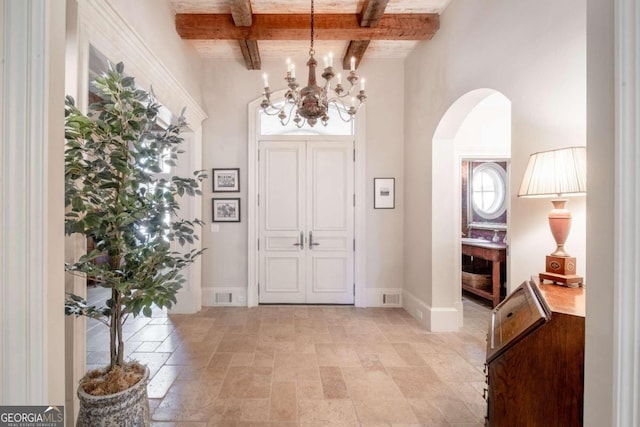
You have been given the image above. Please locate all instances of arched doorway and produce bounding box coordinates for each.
[432,89,511,327]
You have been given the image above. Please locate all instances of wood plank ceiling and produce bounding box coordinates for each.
[172,0,451,70]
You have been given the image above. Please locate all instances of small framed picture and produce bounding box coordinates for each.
[212,168,240,192]
[212,198,241,222]
[374,178,395,209]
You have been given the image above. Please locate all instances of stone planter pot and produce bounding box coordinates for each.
[76,366,150,427]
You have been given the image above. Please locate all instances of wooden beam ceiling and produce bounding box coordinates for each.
[176,0,440,71]
[344,0,388,70]
[176,13,439,42]
[229,0,260,70]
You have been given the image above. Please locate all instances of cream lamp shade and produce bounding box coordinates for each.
[518,146,587,198]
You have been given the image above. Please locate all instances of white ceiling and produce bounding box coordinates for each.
[170,0,452,60]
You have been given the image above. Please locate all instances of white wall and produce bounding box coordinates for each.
[454,94,511,152]
[584,0,614,425]
[404,0,586,328]
[200,58,405,303]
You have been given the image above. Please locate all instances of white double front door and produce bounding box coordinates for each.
[258,139,355,304]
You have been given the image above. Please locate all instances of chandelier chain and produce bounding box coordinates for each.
[310,0,315,52]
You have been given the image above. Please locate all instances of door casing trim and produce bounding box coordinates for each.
[247,94,367,307]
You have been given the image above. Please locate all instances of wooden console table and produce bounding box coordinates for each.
[461,238,507,307]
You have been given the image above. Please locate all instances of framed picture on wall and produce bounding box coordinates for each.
[212,168,240,192]
[374,177,395,209]
[212,198,241,222]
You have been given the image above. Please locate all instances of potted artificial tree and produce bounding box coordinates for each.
[64,62,206,426]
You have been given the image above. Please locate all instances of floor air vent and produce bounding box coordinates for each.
[383,293,400,305]
[215,292,233,304]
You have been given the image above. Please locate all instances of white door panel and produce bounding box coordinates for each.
[262,255,304,301]
[309,146,349,230]
[307,142,354,304]
[311,257,348,291]
[259,140,354,304]
[259,142,306,303]
[263,146,304,231]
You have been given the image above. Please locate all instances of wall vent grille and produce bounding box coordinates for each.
[215,292,233,304]
[383,293,400,305]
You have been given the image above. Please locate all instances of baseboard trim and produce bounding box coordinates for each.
[402,289,459,332]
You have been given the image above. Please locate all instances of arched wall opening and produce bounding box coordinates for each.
[432,89,511,328]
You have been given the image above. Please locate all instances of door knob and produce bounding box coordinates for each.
[309,231,320,248]
[293,231,304,249]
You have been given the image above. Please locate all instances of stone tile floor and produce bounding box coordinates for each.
[86,287,491,426]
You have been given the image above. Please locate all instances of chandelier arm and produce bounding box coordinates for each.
[332,88,356,99]
[261,102,284,116]
[327,99,357,123]
[330,79,360,99]
[277,102,299,126]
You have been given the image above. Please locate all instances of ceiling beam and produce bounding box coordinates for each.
[230,0,261,70]
[343,41,370,70]
[359,0,389,27]
[229,0,252,26]
[175,13,439,41]
[343,0,389,70]
[239,39,261,70]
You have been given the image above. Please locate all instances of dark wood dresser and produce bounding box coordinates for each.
[485,280,585,426]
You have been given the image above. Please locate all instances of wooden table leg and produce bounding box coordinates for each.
[492,260,501,307]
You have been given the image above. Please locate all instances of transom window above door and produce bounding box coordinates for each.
[259,102,354,136]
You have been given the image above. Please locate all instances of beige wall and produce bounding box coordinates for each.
[200,58,405,300]
[107,0,203,107]
[404,0,586,319]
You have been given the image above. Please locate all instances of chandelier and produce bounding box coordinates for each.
[260,0,367,127]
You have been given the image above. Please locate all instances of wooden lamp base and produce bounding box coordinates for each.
[539,255,583,287]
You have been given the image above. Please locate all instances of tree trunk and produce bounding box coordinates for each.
[110,288,118,370]
[116,292,125,366]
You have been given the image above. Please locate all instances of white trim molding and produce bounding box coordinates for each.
[64,0,89,419]
[403,289,460,332]
[1,0,66,404]
[613,0,640,425]
[77,0,207,127]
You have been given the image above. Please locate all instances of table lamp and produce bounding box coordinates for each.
[518,146,586,286]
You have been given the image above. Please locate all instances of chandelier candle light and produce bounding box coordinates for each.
[260,0,367,127]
